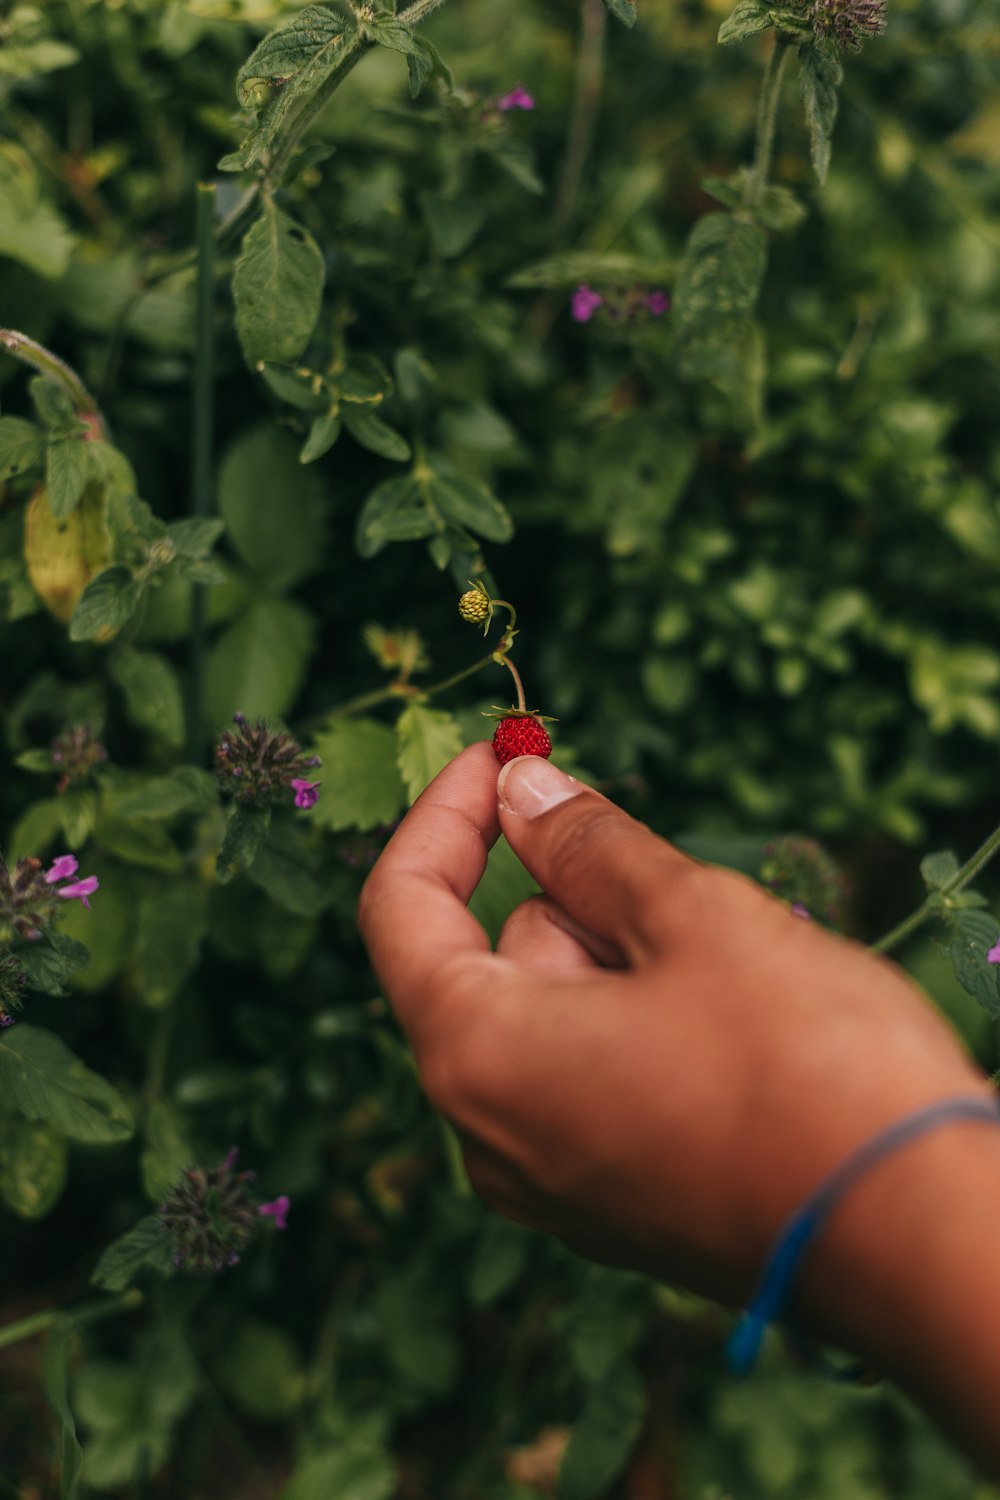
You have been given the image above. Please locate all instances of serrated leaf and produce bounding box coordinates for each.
[396,703,463,803]
[91,1214,177,1292]
[233,204,325,368]
[674,213,768,330]
[219,424,327,589]
[167,517,225,558]
[0,1025,134,1144]
[603,0,638,27]
[133,881,208,1008]
[46,436,92,519]
[203,597,316,724]
[0,415,43,481]
[110,647,185,748]
[19,933,92,997]
[0,1118,68,1219]
[718,0,773,43]
[370,17,437,98]
[342,407,411,462]
[799,42,842,185]
[69,566,139,642]
[355,476,433,558]
[944,908,1000,1018]
[310,718,406,832]
[225,6,350,171]
[920,849,960,891]
[557,1362,646,1500]
[217,805,272,884]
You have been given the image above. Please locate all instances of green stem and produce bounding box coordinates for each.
[188,182,216,763]
[398,0,450,22]
[266,35,372,188]
[551,0,607,233]
[501,655,527,712]
[323,652,500,723]
[743,36,794,209]
[0,329,96,413]
[872,821,1000,955]
[0,1289,143,1351]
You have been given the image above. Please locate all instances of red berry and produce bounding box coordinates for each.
[492,716,552,766]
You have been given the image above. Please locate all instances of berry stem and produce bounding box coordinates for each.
[0,329,98,415]
[499,654,527,713]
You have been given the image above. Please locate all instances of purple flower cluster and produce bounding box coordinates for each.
[160,1148,290,1273]
[495,84,535,112]
[811,0,887,51]
[51,725,108,794]
[759,835,848,926]
[571,283,671,325]
[0,852,100,944]
[215,713,321,811]
[0,949,27,1029]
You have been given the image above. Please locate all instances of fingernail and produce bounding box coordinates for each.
[497,756,582,817]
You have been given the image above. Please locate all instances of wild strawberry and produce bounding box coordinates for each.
[492,714,552,766]
[458,586,491,625]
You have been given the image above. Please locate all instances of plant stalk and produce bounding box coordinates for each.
[0,1290,143,1351]
[188,182,217,763]
[743,36,794,209]
[552,0,607,233]
[872,821,1000,954]
[0,330,96,413]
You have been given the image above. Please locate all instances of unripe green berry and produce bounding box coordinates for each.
[459,588,490,624]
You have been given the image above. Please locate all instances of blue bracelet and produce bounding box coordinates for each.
[726,1093,1000,1375]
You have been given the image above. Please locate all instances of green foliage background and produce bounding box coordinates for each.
[2,0,1000,1494]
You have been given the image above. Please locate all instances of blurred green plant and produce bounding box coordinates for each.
[1,0,1000,1494]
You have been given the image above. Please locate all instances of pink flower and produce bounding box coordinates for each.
[791,903,812,919]
[643,290,671,315]
[291,778,320,810]
[258,1195,290,1230]
[571,284,604,323]
[56,875,99,910]
[987,940,1000,964]
[44,855,79,884]
[496,85,535,111]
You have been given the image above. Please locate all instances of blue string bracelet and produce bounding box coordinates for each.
[725,1093,1000,1376]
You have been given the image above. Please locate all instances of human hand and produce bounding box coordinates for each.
[358,743,988,1305]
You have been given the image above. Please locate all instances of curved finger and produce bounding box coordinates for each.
[496,894,623,971]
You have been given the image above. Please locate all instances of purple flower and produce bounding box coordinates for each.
[571,284,604,323]
[56,875,99,910]
[987,940,1000,965]
[215,714,322,809]
[291,778,321,810]
[44,855,79,884]
[0,1014,14,1028]
[496,85,535,111]
[791,903,812,920]
[643,290,671,316]
[258,1195,290,1230]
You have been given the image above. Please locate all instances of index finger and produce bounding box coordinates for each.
[357,741,501,1045]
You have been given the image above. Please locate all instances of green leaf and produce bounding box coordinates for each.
[355,476,433,558]
[279,1440,395,1500]
[370,18,437,99]
[19,933,92,997]
[233,203,325,367]
[396,703,463,803]
[110,767,217,821]
[0,145,75,277]
[167,516,225,559]
[310,718,406,832]
[46,436,92,520]
[110,647,185,748]
[69,566,139,642]
[0,1117,68,1219]
[675,213,768,330]
[218,424,327,589]
[95,816,183,872]
[140,1101,194,1204]
[944,908,1000,1018]
[300,410,342,464]
[506,250,672,291]
[225,6,350,171]
[718,0,773,43]
[342,407,411,462]
[799,42,842,185]
[468,834,540,945]
[0,1025,134,1144]
[557,1362,647,1500]
[215,1318,306,1419]
[248,821,331,917]
[373,1268,460,1395]
[467,1218,531,1305]
[43,1320,83,1500]
[920,850,960,891]
[418,191,486,259]
[603,0,638,27]
[426,471,514,543]
[339,353,392,405]
[132,881,208,1008]
[91,1214,177,1292]
[76,1325,197,1488]
[203,597,316,724]
[217,804,272,884]
[0,415,43,481]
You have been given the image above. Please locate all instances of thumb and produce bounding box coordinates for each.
[496,756,700,965]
